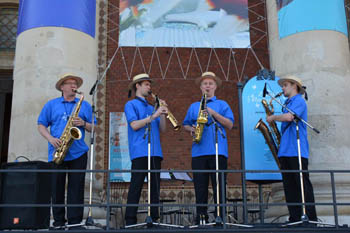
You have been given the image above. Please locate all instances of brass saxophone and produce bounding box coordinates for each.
[261,93,282,145]
[193,94,208,143]
[150,92,181,130]
[255,119,281,169]
[53,90,84,164]
[255,92,283,169]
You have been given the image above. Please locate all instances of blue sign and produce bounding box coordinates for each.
[242,75,284,181]
[18,0,96,38]
[109,112,131,182]
[277,0,348,39]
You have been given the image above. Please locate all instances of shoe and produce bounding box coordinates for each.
[68,225,86,230]
[51,221,66,230]
[125,217,137,226]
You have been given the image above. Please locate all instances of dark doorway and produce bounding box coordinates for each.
[0,72,13,165]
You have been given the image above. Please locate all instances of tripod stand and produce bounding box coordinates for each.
[190,112,252,228]
[264,88,334,227]
[125,108,183,229]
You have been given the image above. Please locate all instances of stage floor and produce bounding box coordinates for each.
[5,223,349,233]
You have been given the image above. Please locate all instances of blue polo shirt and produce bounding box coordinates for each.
[37,96,95,162]
[183,96,234,158]
[278,94,309,158]
[124,97,163,161]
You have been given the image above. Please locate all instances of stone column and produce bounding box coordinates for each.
[266,0,350,224]
[8,0,105,221]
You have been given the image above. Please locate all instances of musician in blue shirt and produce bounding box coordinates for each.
[267,75,317,223]
[38,74,94,230]
[124,73,168,226]
[183,72,234,224]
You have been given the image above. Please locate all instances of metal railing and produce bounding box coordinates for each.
[0,166,349,232]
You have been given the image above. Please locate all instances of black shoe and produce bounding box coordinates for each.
[51,221,66,230]
[125,220,137,226]
[68,225,86,230]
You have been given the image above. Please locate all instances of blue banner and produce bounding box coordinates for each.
[242,75,283,181]
[277,0,348,39]
[109,112,131,182]
[18,0,96,38]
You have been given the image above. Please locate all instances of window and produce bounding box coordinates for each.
[0,7,18,50]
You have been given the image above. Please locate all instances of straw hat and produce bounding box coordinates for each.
[195,71,222,87]
[55,74,83,91]
[128,73,153,97]
[278,75,305,94]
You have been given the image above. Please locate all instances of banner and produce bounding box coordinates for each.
[242,74,283,181]
[277,0,348,39]
[17,0,96,37]
[119,0,250,48]
[109,112,131,182]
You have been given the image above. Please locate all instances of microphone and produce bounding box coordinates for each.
[262,83,267,97]
[89,80,98,95]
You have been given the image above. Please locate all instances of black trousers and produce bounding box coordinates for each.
[125,156,162,225]
[51,152,87,225]
[279,156,317,222]
[192,155,227,221]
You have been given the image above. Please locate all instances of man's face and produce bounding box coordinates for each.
[282,81,297,98]
[200,78,217,98]
[136,80,151,97]
[60,78,78,96]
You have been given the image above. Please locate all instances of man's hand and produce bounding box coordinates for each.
[72,117,85,127]
[49,137,62,149]
[266,115,274,123]
[153,99,168,118]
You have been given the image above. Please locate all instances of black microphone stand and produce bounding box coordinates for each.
[264,90,334,227]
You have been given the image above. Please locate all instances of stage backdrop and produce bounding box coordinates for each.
[277,0,348,39]
[118,0,250,48]
[109,112,131,182]
[242,75,284,181]
[17,0,96,37]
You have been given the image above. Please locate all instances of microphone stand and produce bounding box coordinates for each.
[265,90,333,227]
[209,112,252,228]
[84,79,103,229]
[190,111,252,229]
[126,99,183,229]
[85,47,119,229]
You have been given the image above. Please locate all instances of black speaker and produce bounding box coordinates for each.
[0,161,52,229]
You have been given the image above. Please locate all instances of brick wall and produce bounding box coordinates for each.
[105,0,270,186]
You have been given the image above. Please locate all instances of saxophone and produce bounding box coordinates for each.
[254,92,283,169]
[53,90,84,165]
[193,94,208,143]
[150,92,181,130]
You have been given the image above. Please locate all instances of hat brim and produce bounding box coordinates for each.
[195,75,222,87]
[278,78,305,94]
[128,77,153,90]
[55,75,83,91]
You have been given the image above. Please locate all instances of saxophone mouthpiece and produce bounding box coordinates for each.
[274,92,283,98]
[72,89,82,94]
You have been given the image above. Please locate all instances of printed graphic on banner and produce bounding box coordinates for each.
[277,0,348,39]
[17,0,96,37]
[109,112,131,182]
[242,74,283,181]
[119,0,250,48]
